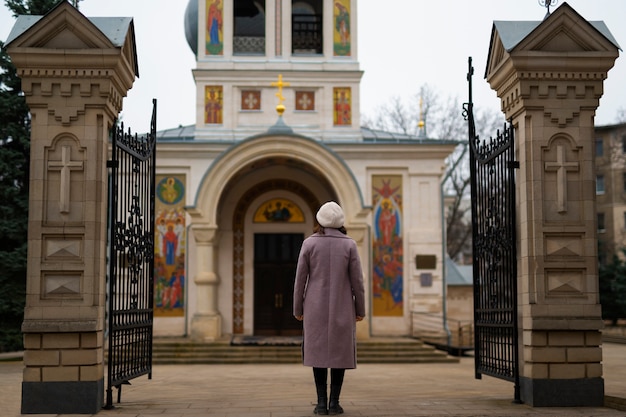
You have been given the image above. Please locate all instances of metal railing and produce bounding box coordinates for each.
[411,312,474,356]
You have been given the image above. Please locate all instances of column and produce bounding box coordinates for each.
[190,224,222,340]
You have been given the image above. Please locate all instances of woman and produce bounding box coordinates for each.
[293,201,366,415]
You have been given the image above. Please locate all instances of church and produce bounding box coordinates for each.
[150,0,458,341]
[8,1,621,411]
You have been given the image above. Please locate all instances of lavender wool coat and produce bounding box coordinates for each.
[293,228,366,369]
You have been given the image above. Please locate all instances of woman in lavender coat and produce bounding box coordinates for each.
[293,201,366,415]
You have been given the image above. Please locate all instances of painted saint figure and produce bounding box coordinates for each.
[335,2,349,47]
[372,177,403,316]
[205,87,223,124]
[334,88,351,125]
[333,0,351,56]
[163,224,178,265]
[378,200,397,246]
[207,0,222,47]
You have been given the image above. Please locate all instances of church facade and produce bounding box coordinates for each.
[153,0,458,340]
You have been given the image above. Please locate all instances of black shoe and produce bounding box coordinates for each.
[329,384,343,414]
[314,384,328,415]
[314,400,329,415]
[328,403,343,415]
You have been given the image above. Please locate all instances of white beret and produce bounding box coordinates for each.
[316,201,344,228]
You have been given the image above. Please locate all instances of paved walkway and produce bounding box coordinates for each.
[1,342,625,416]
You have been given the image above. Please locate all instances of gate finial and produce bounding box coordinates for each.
[539,0,558,19]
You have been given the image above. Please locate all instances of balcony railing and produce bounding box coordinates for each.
[234,36,265,55]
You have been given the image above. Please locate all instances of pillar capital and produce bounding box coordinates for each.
[6,2,138,124]
[486,5,619,123]
[191,224,220,245]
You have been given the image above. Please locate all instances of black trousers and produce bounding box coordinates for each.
[313,367,345,387]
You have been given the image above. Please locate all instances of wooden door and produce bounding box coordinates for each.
[254,233,304,336]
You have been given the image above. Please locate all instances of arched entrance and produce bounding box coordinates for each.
[230,176,330,335]
[187,133,369,339]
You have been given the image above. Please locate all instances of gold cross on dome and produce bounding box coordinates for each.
[271,74,290,115]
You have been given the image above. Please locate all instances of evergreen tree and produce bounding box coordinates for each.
[5,0,68,15]
[0,0,73,352]
[599,249,626,325]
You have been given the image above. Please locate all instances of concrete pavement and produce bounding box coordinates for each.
[1,342,625,416]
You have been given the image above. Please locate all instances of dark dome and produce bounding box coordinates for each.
[184,0,198,55]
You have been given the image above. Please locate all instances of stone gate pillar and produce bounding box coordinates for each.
[6,3,138,414]
[485,4,619,406]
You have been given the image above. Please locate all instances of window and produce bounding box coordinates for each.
[234,0,266,55]
[595,138,603,157]
[292,0,323,54]
[598,212,606,232]
[598,240,608,265]
[596,174,605,194]
[623,172,626,193]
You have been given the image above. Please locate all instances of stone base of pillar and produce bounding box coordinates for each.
[22,379,104,414]
[190,314,222,341]
[520,377,604,406]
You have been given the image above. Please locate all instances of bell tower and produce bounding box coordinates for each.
[184,0,362,141]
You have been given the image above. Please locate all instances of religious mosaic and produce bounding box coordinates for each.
[333,0,351,56]
[372,175,403,316]
[241,90,261,111]
[333,87,351,126]
[154,175,186,317]
[205,0,223,55]
[295,91,315,111]
[204,85,223,124]
[253,198,305,223]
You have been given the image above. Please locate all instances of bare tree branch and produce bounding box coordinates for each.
[362,84,505,263]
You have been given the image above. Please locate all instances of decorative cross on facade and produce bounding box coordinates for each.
[271,74,290,115]
[298,93,312,110]
[243,91,259,110]
[48,145,83,214]
[545,144,578,213]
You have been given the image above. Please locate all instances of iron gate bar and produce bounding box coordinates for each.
[105,99,157,409]
[464,57,521,403]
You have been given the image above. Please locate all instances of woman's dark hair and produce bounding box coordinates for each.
[314,224,347,235]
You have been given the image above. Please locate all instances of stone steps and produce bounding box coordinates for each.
[152,337,459,364]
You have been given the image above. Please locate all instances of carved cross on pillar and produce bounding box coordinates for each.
[545,145,578,213]
[48,145,83,214]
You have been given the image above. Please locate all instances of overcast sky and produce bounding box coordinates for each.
[1,0,624,134]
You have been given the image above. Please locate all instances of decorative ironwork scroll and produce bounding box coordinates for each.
[464,57,521,403]
[105,99,157,409]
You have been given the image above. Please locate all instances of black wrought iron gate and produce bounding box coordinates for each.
[105,99,157,409]
[464,58,521,402]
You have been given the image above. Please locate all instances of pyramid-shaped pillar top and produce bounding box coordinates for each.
[6,1,138,116]
[485,2,620,119]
